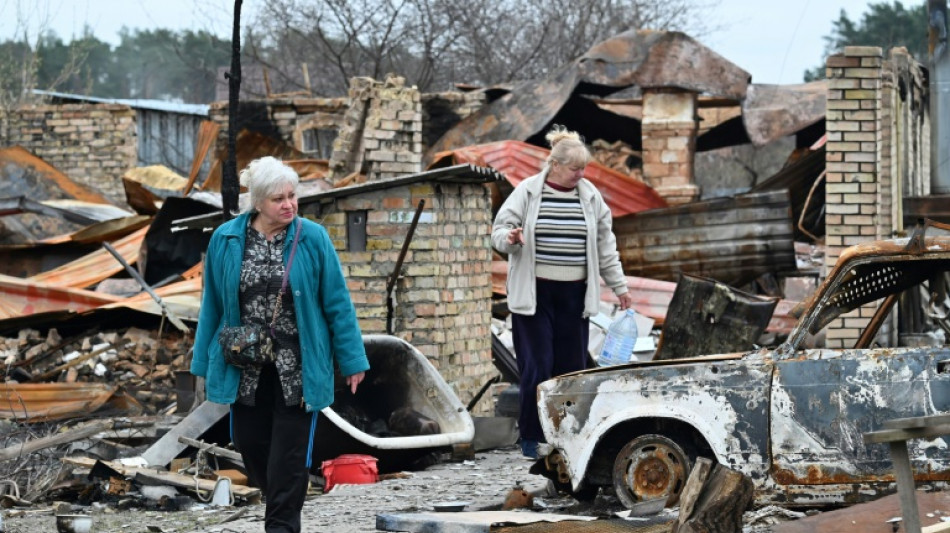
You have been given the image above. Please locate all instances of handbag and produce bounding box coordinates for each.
[219,218,302,369]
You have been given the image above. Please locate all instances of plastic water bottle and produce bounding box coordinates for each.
[599,309,639,366]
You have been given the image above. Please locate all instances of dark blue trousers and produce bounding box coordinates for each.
[511,279,589,442]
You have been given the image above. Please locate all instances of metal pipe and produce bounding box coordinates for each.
[386,199,426,335]
[102,242,190,333]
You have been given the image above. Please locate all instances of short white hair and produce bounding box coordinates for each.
[239,156,300,213]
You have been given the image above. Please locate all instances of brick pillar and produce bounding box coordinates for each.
[640,89,700,205]
[327,76,422,185]
[824,46,885,348]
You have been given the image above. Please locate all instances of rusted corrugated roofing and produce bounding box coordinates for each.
[0,382,119,422]
[0,274,121,320]
[614,190,797,287]
[28,226,149,289]
[429,141,667,217]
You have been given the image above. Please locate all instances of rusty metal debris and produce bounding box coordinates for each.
[613,190,797,287]
[653,274,779,360]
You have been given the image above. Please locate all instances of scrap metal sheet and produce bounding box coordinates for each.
[0,274,120,319]
[99,275,201,322]
[613,190,796,287]
[28,226,149,288]
[0,382,118,422]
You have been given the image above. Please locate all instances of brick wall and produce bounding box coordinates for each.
[300,182,496,413]
[1,103,137,204]
[824,46,886,348]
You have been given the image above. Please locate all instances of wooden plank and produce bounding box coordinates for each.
[863,423,950,444]
[675,464,754,533]
[140,400,229,467]
[0,420,113,461]
[923,523,950,533]
[890,441,923,533]
[376,511,596,533]
[882,414,950,430]
[676,457,713,527]
[178,436,244,464]
[62,456,260,500]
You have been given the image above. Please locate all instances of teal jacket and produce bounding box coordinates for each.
[190,211,369,412]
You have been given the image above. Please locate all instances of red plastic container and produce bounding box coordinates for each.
[321,454,379,492]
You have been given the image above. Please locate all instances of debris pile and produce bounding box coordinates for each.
[0,327,190,415]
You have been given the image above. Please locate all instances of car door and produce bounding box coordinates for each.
[771,347,950,489]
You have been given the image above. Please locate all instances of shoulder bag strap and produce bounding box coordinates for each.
[269,218,303,334]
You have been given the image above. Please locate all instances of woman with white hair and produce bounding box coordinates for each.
[191,156,368,533]
[492,126,634,459]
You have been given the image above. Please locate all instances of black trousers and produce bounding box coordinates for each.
[232,364,317,533]
[511,279,589,442]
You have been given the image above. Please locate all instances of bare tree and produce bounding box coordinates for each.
[0,1,100,111]
[245,0,717,95]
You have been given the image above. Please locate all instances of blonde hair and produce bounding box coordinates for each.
[239,156,299,213]
[544,125,591,169]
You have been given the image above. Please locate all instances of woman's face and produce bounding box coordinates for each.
[547,159,586,189]
[256,182,298,227]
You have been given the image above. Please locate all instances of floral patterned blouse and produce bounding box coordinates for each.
[236,219,304,406]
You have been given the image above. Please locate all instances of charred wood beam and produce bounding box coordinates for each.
[0,420,114,461]
[221,0,243,220]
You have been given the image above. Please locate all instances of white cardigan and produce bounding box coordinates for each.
[491,169,629,317]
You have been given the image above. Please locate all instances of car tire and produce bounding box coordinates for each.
[612,433,690,509]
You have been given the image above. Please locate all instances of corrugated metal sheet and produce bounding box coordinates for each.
[614,190,796,287]
[0,146,111,203]
[430,141,667,217]
[28,226,149,289]
[0,274,120,319]
[740,82,826,147]
[0,382,118,422]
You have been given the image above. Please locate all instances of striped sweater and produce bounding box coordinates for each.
[535,185,587,281]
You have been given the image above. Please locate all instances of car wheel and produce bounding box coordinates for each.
[612,434,690,509]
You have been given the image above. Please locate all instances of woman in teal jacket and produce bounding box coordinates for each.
[191,156,369,533]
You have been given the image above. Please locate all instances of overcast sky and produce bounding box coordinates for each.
[0,0,889,86]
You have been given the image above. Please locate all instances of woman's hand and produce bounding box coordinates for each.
[346,372,365,394]
[618,292,635,311]
[507,227,525,246]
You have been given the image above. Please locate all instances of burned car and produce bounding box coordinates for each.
[534,221,950,508]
